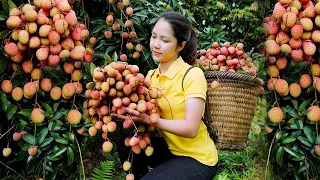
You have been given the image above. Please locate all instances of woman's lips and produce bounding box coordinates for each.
[152,51,161,56]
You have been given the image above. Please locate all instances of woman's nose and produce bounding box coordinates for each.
[152,39,160,49]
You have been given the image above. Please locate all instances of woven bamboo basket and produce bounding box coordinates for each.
[204,71,263,151]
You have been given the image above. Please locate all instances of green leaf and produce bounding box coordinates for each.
[276,131,286,141]
[0,11,8,21]
[282,136,296,144]
[51,147,67,158]
[0,54,9,73]
[37,128,48,144]
[6,104,17,120]
[1,92,8,112]
[303,126,314,144]
[112,51,118,62]
[2,0,9,13]
[94,51,105,59]
[284,147,299,158]
[55,138,69,144]
[66,132,75,142]
[18,109,32,118]
[40,137,54,148]
[48,121,55,131]
[67,147,74,165]
[297,136,312,147]
[7,0,16,11]
[316,135,320,144]
[276,147,284,165]
[23,134,36,145]
[90,62,96,76]
[43,103,53,118]
[298,99,311,114]
[104,53,112,64]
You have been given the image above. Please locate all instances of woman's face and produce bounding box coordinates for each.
[149,18,183,63]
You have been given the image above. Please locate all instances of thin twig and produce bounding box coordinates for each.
[265,132,276,180]
[0,161,27,180]
[75,136,85,179]
[0,126,14,140]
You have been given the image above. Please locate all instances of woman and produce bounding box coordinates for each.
[113,11,218,180]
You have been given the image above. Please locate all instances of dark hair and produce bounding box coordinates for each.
[157,11,197,65]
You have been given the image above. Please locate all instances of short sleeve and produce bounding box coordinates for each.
[183,67,207,100]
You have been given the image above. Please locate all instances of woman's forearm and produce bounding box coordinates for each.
[152,118,200,138]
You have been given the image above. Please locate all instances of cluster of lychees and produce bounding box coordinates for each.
[264,0,320,125]
[196,42,258,76]
[1,0,95,158]
[104,0,143,63]
[84,62,162,179]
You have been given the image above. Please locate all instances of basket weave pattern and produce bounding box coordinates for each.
[204,71,262,151]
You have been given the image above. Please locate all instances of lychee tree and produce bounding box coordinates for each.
[263,0,320,179]
[0,0,98,179]
[87,0,171,74]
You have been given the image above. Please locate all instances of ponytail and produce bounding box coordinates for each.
[179,29,197,65]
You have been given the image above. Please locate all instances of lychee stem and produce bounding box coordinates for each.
[75,136,85,179]
[34,124,36,140]
[316,122,318,141]
[265,132,276,180]
[0,161,27,180]
[129,116,139,133]
[120,9,124,54]
[272,88,278,107]
[0,126,14,140]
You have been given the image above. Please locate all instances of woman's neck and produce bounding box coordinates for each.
[159,56,179,74]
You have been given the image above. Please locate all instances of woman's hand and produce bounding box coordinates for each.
[111,108,151,125]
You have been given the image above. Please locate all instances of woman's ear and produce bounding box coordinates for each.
[177,41,186,52]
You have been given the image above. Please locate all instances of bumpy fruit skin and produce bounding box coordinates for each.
[102,141,113,152]
[28,146,38,156]
[2,147,12,157]
[126,174,135,180]
[50,87,62,100]
[307,106,320,122]
[67,109,82,125]
[289,83,301,98]
[211,81,220,89]
[1,80,13,94]
[31,108,45,124]
[12,87,24,101]
[145,146,154,156]
[4,42,19,56]
[268,107,283,123]
[123,161,131,171]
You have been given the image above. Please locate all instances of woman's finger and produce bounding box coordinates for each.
[110,113,128,120]
[125,108,140,116]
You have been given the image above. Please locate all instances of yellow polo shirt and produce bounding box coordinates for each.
[146,57,218,166]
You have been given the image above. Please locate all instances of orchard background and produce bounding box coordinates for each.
[0,0,319,180]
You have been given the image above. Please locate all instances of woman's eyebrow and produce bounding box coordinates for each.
[152,31,170,38]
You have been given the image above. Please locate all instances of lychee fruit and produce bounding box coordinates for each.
[50,87,62,100]
[268,107,283,123]
[12,87,23,101]
[67,109,82,125]
[2,147,12,157]
[307,106,320,122]
[1,80,13,94]
[31,108,45,124]
[28,146,38,156]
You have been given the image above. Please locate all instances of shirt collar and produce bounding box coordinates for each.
[157,56,186,79]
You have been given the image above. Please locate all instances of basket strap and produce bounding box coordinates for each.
[182,66,194,91]
[149,69,156,80]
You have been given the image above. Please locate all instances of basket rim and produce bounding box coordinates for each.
[204,71,261,84]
